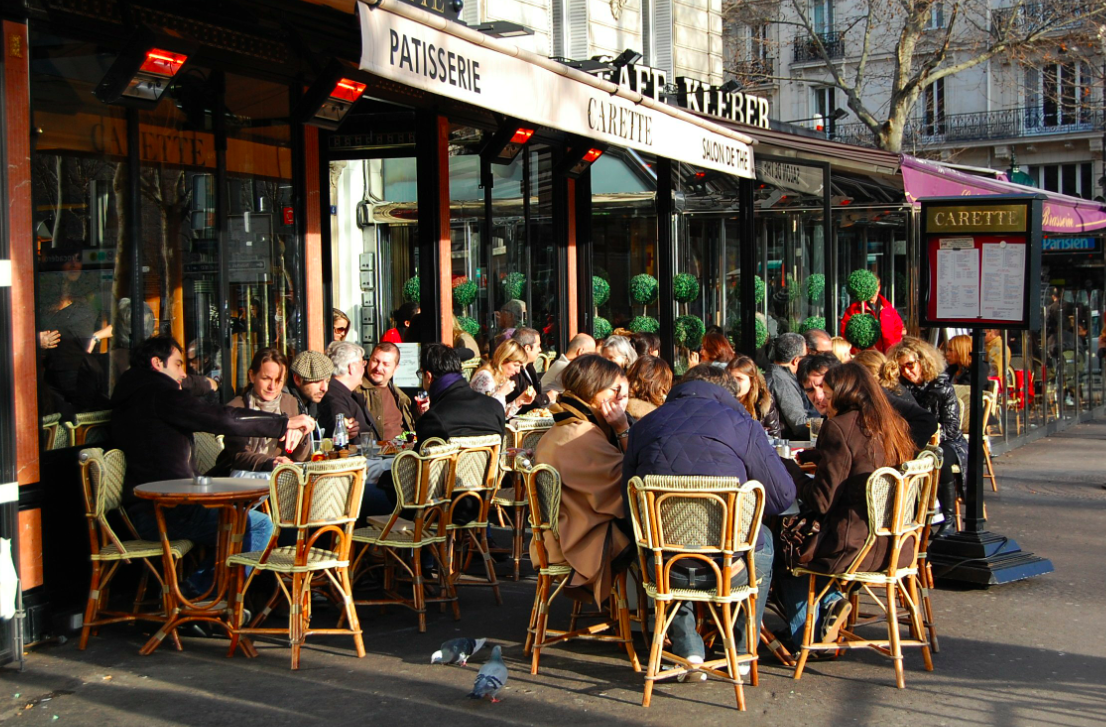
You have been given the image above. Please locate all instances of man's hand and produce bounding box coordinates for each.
[518,386,537,406]
[38,330,61,349]
[286,414,315,436]
[415,394,430,415]
[545,390,559,403]
[272,455,293,466]
[345,416,361,438]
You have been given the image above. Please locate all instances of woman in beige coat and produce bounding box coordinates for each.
[532,354,633,605]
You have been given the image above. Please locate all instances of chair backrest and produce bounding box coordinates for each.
[460,358,480,382]
[506,418,553,449]
[525,464,562,538]
[78,447,131,553]
[899,456,937,534]
[627,475,765,599]
[389,443,458,510]
[843,467,924,576]
[66,409,112,446]
[269,457,367,529]
[41,413,69,450]
[449,434,502,493]
[194,432,225,475]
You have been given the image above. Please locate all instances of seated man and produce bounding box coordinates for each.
[287,350,333,419]
[622,365,796,679]
[355,342,416,442]
[541,333,595,395]
[317,341,370,440]
[112,336,314,592]
[764,332,812,440]
[415,344,506,443]
[507,327,556,415]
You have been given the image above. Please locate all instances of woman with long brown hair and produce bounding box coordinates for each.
[726,355,781,438]
[775,362,918,651]
[626,355,672,420]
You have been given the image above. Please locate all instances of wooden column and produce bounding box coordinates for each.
[565,178,578,340]
[4,21,38,487]
[416,112,451,344]
[303,125,325,352]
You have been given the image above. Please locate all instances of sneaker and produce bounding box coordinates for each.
[677,655,707,682]
[819,599,852,644]
[738,662,751,677]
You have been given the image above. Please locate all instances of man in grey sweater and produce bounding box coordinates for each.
[763,332,811,440]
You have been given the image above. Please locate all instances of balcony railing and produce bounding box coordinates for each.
[831,106,1104,148]
[732,58,774,83]
[991,2,1085,35]
[792,31,844,63]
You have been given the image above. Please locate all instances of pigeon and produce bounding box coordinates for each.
[431,637,487,666]
[467,645,507,702]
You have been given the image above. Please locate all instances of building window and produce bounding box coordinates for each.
[1026,163,1095,199]
[923,78,946,135]
[925,2,945,29]
[1025,62,1092,128]
[811,0,834,33]
[812,86,837,133]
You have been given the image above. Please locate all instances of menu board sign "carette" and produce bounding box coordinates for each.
[918,196,1043,330]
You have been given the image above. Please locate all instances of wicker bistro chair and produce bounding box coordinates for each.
[348,443,460,632]
[444,434,504,605]
[42,413,69,451]
[193,432,225,476]
[915,447,944,651]
[65,409,112,447]
[494,417,554,580]
[523,464,641,675]
[791,467,934,689]
[77,448,193,650]
[226,457,367,670]
[627,475,766,711]
[460,357,480,382]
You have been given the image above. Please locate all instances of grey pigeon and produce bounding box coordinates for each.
[431,637,487,666]
[467,645,507,702]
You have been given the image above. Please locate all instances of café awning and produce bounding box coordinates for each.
[901,156,1106,234]
[356,0,755,178]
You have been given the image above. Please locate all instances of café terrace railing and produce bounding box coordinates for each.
[830,106,1105,148]
[792,31,844,63]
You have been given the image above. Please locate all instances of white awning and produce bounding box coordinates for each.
[357,0,755,178]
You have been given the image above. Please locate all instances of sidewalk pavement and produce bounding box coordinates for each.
[2,421,1105,727]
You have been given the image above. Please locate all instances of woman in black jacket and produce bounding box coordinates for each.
[727,355,782,438]
[889,337,967,537]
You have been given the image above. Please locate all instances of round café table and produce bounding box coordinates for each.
[134,478,270,657]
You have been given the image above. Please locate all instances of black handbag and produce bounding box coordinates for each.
[779,513,823,571]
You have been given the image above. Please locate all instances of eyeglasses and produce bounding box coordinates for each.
[334,326,349,334]
[901,359,920,369]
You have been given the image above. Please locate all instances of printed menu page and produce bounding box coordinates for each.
[936,243,980,319]
[979,242,1026,321]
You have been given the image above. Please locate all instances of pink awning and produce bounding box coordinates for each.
[901,155,1106,234]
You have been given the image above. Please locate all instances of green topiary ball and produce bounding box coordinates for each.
[452,278,477,308]
[593,276,611,307]
[799,316,826,334]
[804,273,826,304]
[501,271,526,301]
[754,275,766,305]
[672,273,700,304]
[755,317,768,348]
[845,313,880,349]
[456,315,480,338]
[630,274,659,306]
[674,314,706,349]
[847,269,879,302]
[402,276,421,304]
[592,316,612,340]
[629,315,660,333]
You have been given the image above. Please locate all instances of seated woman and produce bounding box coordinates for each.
[830,336,852,363]
[943,334,972,385]
[532,354,633,605]
[699,332,735,367]
[776,363,917,649]
[853,350,939,450]
[209,348,312,475]
[727,354,781,438]
[599,335,638,371]
[626,355,672,420]
[889,337,967,537]
[382,302,419,344]
[469,339,536,418]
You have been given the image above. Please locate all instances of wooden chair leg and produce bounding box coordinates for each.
[476,531,503,606]
[79,561,104,650]
[525,573,545,656]
[530,576,551,675]
[719,602,745,711]
[984,441,998,492]
[792,575,817,680]
[412,548,427,633]
[746,594,759,687]
[642,601,667,708]
[921,562,939,652]
[133,568,150,615]
[886,583,904,689]
[905,577,933,672]
[512,505,524,582]
[615,574,641,672]
[339,566,366,658]
[290,572,305,670]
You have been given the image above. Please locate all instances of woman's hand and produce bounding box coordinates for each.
[518,386,536,405]
[688,350,700,367]
[282,428,304,453]
[599,396,629,434]
[38,330,60,349]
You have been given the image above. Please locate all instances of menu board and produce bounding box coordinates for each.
[392,343,422,388]
[919,196,1042,330]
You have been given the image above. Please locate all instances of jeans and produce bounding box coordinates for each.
[775,571,844,646]
[128,502,274,594]
[653,536,774,660]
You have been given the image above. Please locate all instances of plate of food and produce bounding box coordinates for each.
[520,407,553,419]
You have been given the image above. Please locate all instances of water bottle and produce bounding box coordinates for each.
[333,415,348,450]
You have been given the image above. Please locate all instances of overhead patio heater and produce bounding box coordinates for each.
[480,120,536,165]
[554,142,607,180]
[297,61,370,131]
[94,27,192,108]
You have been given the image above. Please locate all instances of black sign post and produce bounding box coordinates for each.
[918,195,1053,585]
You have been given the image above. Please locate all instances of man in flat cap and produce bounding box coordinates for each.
[288,350,334,419]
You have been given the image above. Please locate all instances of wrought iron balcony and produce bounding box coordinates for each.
[792,31,844,63]
[831,106,1104,148]
[732,58,774,83]
[991,2,1085,35]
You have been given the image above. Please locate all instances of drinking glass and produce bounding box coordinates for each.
[809,418,824,443]
[360,433,380,460]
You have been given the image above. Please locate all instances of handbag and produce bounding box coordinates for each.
[778,513,823,571]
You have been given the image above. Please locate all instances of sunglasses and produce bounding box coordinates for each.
[334,326,349,334]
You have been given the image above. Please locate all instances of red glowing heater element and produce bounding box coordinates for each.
[510,127,535,144]
[582,148,604,163]
[330,78,367,103]
[694,171,707,179]
[138,49,188,77]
